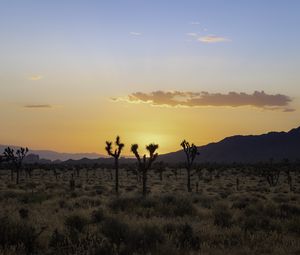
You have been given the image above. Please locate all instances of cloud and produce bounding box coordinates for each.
[190,21,200,25]
[130,32,142,36]
[29,75,43,81]
[112,91,294,112]
[24,104,52,109]
[283,108,296,112]
[186,32,198,37]
[198,35,230,43]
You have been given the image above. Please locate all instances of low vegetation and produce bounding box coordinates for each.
[0,144,299,254]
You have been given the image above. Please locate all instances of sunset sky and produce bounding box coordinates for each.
[1,0,300,155]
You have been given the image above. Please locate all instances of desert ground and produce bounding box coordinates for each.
[0,163,299,255]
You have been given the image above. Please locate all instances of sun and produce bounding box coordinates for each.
[132,132,169,153]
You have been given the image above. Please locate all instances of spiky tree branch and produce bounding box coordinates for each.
[131,143,158,196]
[4,147,28,184]
[181,140,199,192]
[105,136,124,194]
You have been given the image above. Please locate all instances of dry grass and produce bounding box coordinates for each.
[0,166,299,254]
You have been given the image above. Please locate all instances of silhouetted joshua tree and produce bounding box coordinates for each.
[154,161,166,181]
[282,159,294,191]
[181,140,199,192]
[69,174,75,191]
[261,159,281,187]
[4,147,28,184]
[105,136,124,194]
[131,143,158,197]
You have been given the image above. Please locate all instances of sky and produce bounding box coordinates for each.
[0,0,300,155]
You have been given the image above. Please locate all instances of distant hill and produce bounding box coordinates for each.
[159,127,300,163]
[0,145,104,161]
[2,127,300,164]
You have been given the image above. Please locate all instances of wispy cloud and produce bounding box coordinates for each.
[186,33,230,44]
[130,32,142,36]
[112,91,294,112]
[198,35,230,43]
[28,75,43,81]
[24,104,52,109]
[190,21,200,25]
[186,32,198,37]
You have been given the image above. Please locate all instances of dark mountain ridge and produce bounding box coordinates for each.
[0,145,104,161]
[1,127,300,164]
[159,127,300,163]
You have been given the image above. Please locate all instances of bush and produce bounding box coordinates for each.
[18,193,50,204]
[108,195,196,218]
[92,239,115,255]
[101,217,129,250]
[0,217,41,254]
[213,204,233,228]
[49,229,68,250]
[163,223,200,250]
[286,218,300,236]
[279,203,300,218]
[127,224,165,253]
[241,214,281,233]
[91,208,105,223]
[158,195,196,217]
[108,196,145,213]
[19,208,29,219]
[64,214,88,233]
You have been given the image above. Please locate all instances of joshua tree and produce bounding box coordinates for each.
[171,167,178,181]
[131,143,159,197]
[4,147,28,184]
[282,159,294,191]
[236,177,240,191]
[69,173,75,191]
[181,140,199,192]
[258,160,280,188]
[154,161,166,181]
[105,136,125,194]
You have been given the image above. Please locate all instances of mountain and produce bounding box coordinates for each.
[2,127,300,164]
[159,127,300,163]
[0,145,104,161]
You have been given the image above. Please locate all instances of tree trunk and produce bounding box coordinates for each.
[115,158,119,194]
[142,169,147,197]
[187,167,191,192]
[11,169,14,182]
[16,168,19,184]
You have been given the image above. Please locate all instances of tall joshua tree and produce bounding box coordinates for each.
[105,136,124,194]
[181,140,199,192]
[4,147,28,184]
[131,143,158,197]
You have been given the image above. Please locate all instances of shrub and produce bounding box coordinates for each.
[108,195,196,218]
[213,204,233,228]
[279,203,300,218]
[101,217,129,250]
[49,229,68,250]
[18,193,50,204]
[286,218,300,236]
[64,214,88,233]
[19,208,29,219]
[241,214,281,233]
[127,224,164,253]
[92,239,115,255]
[108,196,144,213]
[158,195,196,217]
[91,208,105,223]
[163,223,200,250]
[0,217,41,254]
